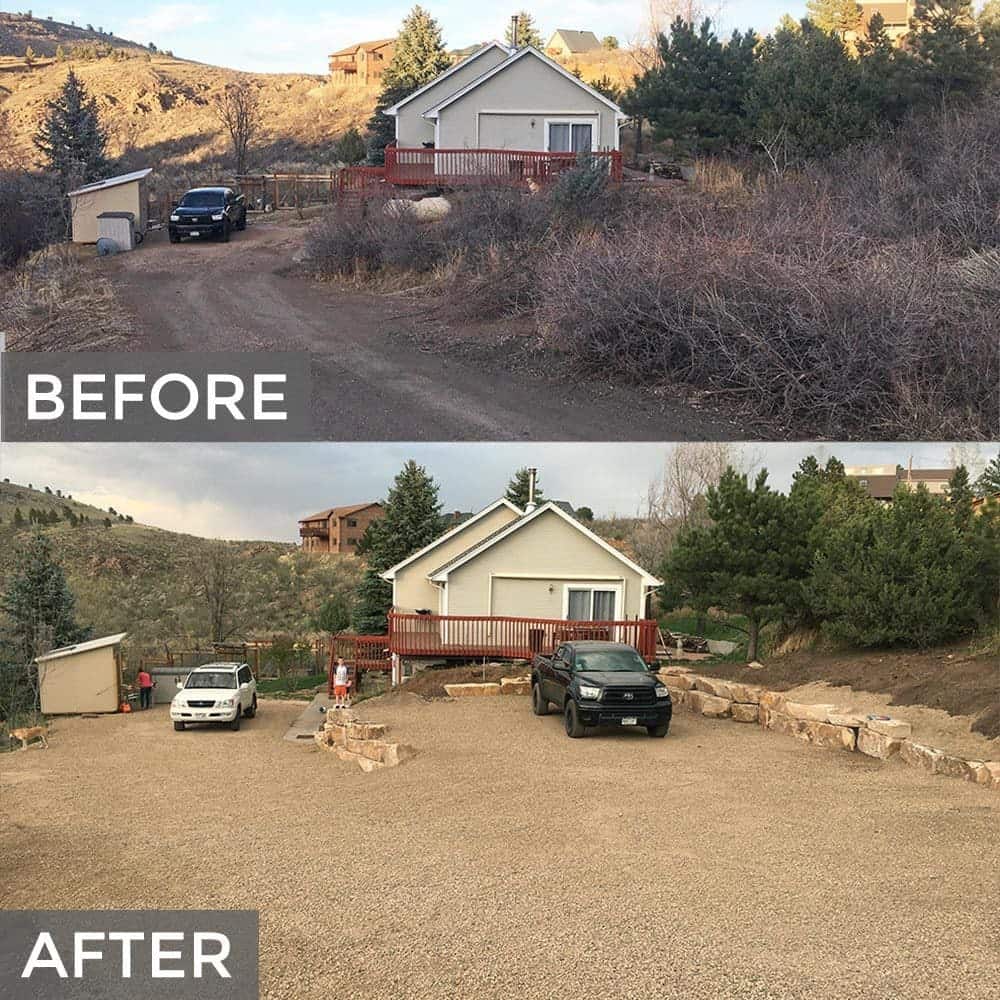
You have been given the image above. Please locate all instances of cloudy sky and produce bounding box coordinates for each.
[46,0,808,74]
[1,442,991,543]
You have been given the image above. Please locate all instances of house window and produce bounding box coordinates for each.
[565,586,618,620]
[347,518,358,527]
[545,119,595,153]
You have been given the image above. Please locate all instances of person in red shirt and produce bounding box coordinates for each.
[136,669,155,710]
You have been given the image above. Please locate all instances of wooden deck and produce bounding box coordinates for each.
[387,613,658,662]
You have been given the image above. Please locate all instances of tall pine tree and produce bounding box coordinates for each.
[505,11,542,48]
[505,468,544,509]
[910,0,990,104]
[367,6,451,164]
[805,0,862,36]
[34,69,109,185]
[974,453,1000,496]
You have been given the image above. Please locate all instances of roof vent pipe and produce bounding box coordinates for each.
[525,467,538,512]
[510,14,519,48]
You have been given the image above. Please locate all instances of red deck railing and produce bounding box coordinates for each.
[327,634,392,697]
[384,146,623,186]
[387,613,657,663]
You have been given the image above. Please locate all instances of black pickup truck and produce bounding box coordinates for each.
[168,187,247,243]
[531,641,671,738]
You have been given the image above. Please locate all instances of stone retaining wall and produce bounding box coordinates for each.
[659,667,1000,793]
[444,676,531,697]
[314,708,414,772]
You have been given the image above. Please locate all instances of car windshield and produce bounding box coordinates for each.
[179,191,225,208]
[575,649,648,673]
[185,671,237,689]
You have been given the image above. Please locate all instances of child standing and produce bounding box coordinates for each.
[333,657,350,709]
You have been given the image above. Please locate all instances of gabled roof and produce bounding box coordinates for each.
[380,498,522,581]
[422,45,625,120]
[548,29,602,52]
[35,632,128,664]
[384,41,512,116]
[299,502,381,523]
[330,38,394,57]
[67,168,152,198]
[428,501,662,586]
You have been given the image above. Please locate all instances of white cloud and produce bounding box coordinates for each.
[127,4,217,37]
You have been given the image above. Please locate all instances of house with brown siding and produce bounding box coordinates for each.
[329,38,395,86]
[846,464,954,501]
[299,502,383,553]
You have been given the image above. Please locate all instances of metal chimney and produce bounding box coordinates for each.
[525,467,538,512]
[510,13,519,48]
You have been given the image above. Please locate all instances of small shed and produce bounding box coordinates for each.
[36,632,128,714]
[67,168,152,244]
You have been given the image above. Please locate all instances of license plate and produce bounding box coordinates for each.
[196,712,208,718]
[189,231,200,237]
[621,717,638,726]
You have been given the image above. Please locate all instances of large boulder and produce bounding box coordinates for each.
[661,672,697,691]
[783,701,838,723]
[500,677,531,695]
[347,722,387,741]
[899,740,945,773]
[665,686,689,707]
[857,728,903,760]
[688,690,731,718]
[731,702,759,723]
[759,691,787,713]
[974,761,1000,790]
[444,683,502,697]
[865,717,913,740]
[384,196,451,222]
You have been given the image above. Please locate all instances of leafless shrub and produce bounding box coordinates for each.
[441,243,542,320]
[0,170,63,269]
[214,81,263,175]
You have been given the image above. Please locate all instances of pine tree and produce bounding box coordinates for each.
[1,531,90,662]
[351,460,446,632]
[974,453,1000,496]
[34,69,109,185]
[624,19,757,156]
[946,465,975,532]
[367,6,451,164]
[807,484,976,647]
[505,11,542,48]
[805,0,862,36]
[856,12,909,122]
[333,126,367,165]
[910,0,990,104]
[505,468,544,509]
[663,468,808,661]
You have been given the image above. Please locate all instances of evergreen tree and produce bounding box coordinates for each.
[969,499,1000,623]
[505,11,542,48]
[351,460,446,632]
[624,19,757,155]
[333,126,367,165]
[856,12,910,122]
[974,453,1000,496]
[945,465,975,534]
[505,467,544,509]
[313,593,352,635]
[367,6,451,164]
[807,484,976,647]
[1,531,90,662]
[910,0,990,104]
[662,468,807,660]
[34,69,109,185]
[575,506,594,521]
[747,19,873,163]
[805,0,862,36]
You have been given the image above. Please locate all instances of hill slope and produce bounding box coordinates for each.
[0,480,361,652]
[0,11,148,57]
[0,15,376,177]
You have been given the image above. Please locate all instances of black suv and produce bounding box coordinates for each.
[169,187,247,243]
[532,641,672,738]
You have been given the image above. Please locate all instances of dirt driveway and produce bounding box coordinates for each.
[102,220,744,441]
[2,698,997,1000]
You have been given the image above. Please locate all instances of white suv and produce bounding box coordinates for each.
[171,662,258,731]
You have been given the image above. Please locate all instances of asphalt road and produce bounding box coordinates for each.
[106,221,746,441]
[3,697,997,1000]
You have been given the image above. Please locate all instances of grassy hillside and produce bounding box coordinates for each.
[0,480,362,654]
[0,11,148,58]
[0,15,376,178]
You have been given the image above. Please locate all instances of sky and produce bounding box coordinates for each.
[0,442,992,543]
[43,0,806,74]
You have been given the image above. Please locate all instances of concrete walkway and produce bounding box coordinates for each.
[280,694,332,743]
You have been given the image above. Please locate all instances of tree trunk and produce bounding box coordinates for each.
[746,616,760,662]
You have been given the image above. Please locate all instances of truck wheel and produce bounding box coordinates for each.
[647,723,669,738]
[220,220,231,243]
[169,233,181,244]
[173,721,185,731]
[229,708,241,731]
[564,701,586,738]
[531,683,549,716]
[236,212,247,231]
[244,696,257,719]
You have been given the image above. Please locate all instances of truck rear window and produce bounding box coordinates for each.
[180,192,225,207]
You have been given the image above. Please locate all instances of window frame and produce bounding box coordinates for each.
[543,117,598,154]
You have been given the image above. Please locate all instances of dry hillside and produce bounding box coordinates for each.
[0,10,147,57]
[0,15,377,180]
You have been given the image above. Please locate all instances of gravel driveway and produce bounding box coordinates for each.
[2,696,998,1000]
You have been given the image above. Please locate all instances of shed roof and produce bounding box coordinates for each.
[35,632,128,664]
[67,168,152,198]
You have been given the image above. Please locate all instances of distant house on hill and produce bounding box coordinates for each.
[298,502,383,553]
[846,0,917,46]
[328,38,395,86]
[545,29,602,58]
[845,463,954,501]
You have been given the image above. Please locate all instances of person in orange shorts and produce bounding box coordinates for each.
[333,657,351,709]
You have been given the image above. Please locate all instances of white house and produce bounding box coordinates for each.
[384,42,626,153]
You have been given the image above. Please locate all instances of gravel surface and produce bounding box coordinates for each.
[2,696,998,1000]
